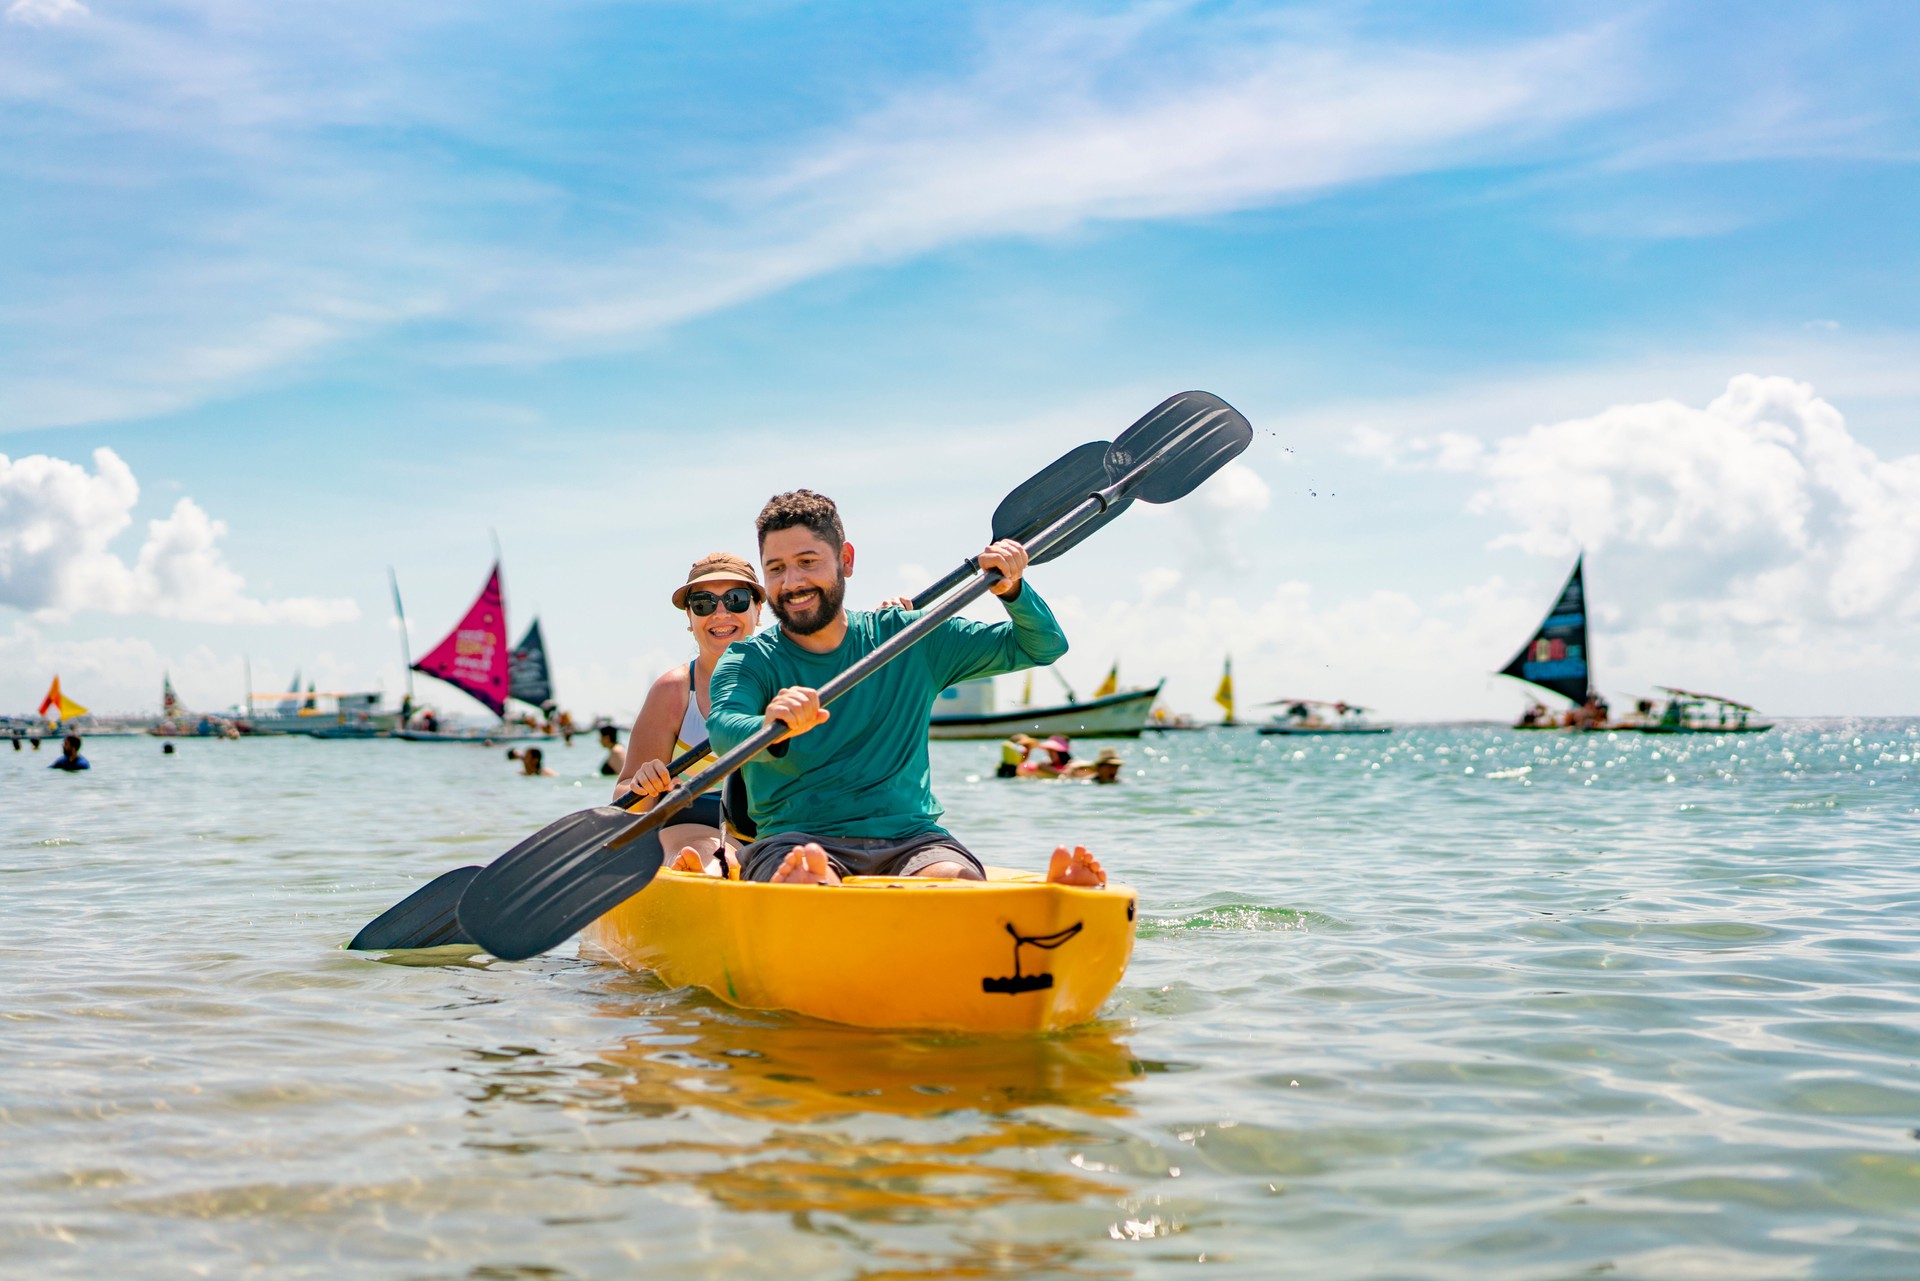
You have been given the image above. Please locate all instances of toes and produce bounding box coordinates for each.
[770,846,838,885]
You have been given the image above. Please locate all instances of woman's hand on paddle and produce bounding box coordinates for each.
[977,538,1029,597]
[617,757,672,804]
[765,686,830,740]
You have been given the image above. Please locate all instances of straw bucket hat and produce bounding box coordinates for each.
[670,553,766,610]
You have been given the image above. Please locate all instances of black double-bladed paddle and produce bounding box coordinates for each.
[455,390,1251,962]
[348,434,1143,952]
[345,741,716,951]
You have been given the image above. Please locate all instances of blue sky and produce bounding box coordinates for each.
[3,0,1918,721]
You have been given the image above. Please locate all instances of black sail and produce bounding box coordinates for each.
[508,618,555,710]
[1499,557,1591,704]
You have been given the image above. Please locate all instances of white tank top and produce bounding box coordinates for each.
[675,661,718,788]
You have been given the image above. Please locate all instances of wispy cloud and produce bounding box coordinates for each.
[6,0,87,28]
[4,2,1911,434]
[525,15,1627,339]
[0,3,1636,429]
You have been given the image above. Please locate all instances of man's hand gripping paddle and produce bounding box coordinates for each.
[346,437,1135,951]
[450,390,1251,962]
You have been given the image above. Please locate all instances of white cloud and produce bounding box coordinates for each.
[1203,461,1271,512]
[6,0,88,27]
[1354,375,1920,654]
[1464,376,1920,627]
[0,447,359,625]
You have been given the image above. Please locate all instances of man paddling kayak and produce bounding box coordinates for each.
[705,489,1105,888]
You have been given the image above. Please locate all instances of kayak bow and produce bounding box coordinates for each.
[582,867,1137,1033]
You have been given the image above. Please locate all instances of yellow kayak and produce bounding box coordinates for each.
[581,866,1137,1032]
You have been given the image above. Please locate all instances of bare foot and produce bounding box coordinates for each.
[769,843,841,885]
[1046,845,1106,887]
[670,846,707,874]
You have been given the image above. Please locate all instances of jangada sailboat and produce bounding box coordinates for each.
[1499,557,1774,734]
[393,562,557,742]
[1498,556,1613,731]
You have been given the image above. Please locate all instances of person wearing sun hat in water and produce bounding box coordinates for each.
[614,552,767,875]
[1068,746,1125,783]
[1019,735,1074,777]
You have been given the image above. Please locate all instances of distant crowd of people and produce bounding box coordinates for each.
[998,733,1124,783]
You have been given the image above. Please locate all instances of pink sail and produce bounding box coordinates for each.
[412,565,509,716]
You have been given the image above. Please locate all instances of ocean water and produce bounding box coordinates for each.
[5,722,1920,1280]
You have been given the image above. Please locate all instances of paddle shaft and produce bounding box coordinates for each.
[605,417,1210,852]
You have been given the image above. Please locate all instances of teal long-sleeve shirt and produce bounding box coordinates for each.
[707,583,1069,840]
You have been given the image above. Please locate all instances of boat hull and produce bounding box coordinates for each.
[582,867,1137,1033]
[1259,725,1392,735]
[1637,723,1774,735]
[929,685,1160,740]
[395,729,556,743]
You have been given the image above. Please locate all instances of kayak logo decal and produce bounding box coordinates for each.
[983,921,1082,995]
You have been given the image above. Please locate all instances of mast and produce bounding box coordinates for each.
[389,568,415,713]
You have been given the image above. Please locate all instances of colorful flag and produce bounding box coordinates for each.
[162,673,182,719]
[1214,657,1234,724]
[37,676,88,723]
[1093,662,1118,699]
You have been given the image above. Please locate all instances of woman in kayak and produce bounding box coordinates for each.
[614,553,766,875]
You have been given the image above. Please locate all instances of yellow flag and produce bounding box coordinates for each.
[1093,662,1118,699]
[1021,671,1033,706]
[38,675,88,723]
[1213,657,1234,724]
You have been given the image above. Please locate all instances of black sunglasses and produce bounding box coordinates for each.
[687,587,757,617]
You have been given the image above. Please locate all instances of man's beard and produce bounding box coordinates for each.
[771,569,847,636]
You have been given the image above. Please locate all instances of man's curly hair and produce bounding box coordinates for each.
[756,489,845,550]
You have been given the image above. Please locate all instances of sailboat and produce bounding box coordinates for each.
[1143,656,1229,731]
[394,562,556,742]
[929,660,1163,740]
[1257,699,1392,735]
[509,619,555,713]
[149,673,239,738]
[1499,558,1774,734]
[1638,687,1774,735]
[1498,556,1611,731]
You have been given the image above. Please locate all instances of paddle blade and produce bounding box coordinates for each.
[457,807,667,961]
[1109,391,1252,504]
[991,440,1135,565]
[348,865,481,950]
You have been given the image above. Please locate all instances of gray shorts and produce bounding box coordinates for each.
[739,830,986,883]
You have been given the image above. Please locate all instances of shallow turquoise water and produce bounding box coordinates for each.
[5,723,1920,1279]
